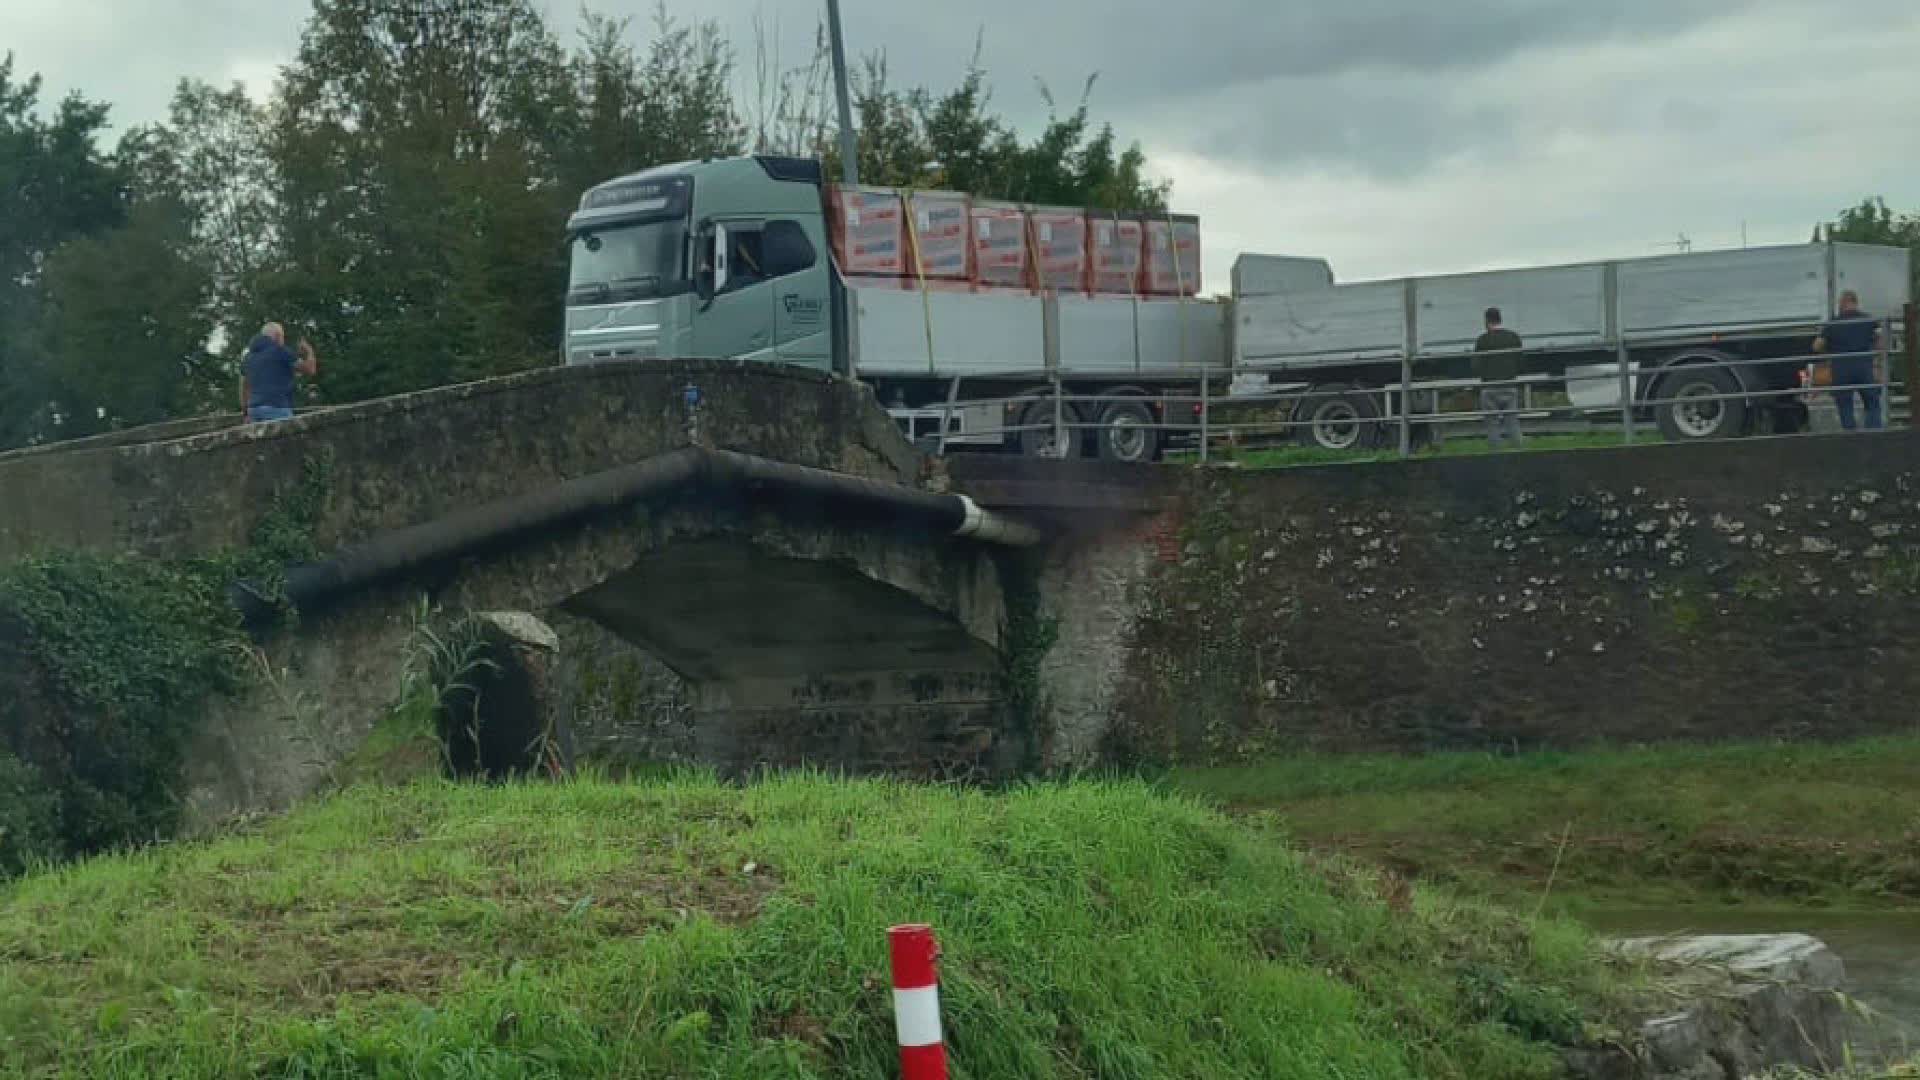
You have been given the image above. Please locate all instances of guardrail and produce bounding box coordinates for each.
[917,308,1915,462]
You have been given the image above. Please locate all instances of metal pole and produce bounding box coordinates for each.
[1405,355,1420,455]
[1199,375,1211,464]
[1051,376,1065,460]
[825,0,859,185]
[1399,279,1417,458]
[1617,336,1634,445]
[1603,263,1635,445]
[1905,303,1919,431]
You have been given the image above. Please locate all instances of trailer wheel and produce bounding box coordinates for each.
[1096,401,1160,463]
[1653,364,1746,442]
[1018,398,1084,459]
[1294,384,1383,451]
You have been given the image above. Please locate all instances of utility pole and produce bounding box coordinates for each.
[825,0,859,185]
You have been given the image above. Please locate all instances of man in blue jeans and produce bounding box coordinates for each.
[1814,290,1884,431]
[242,322,318,423]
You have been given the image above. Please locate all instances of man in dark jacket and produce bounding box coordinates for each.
[1814,290,1883,431]
[1473,307,1525,449]
[242,322,317,423]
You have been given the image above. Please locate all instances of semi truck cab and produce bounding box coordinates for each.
[564,156,837,373]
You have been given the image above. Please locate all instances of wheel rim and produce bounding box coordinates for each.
[1107,414,1149,461]
[1671,382,1725,438]
[1311,401,1362,450]
[1027,408,1073,457]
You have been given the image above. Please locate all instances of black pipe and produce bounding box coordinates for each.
[232,446,1004,624]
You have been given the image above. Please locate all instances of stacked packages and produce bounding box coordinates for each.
[825,184,1199,296]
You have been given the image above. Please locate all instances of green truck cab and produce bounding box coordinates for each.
[564,156,839,373]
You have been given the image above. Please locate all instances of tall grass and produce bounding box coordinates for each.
[0,774,1634,1078]
[1170,738,1920,908]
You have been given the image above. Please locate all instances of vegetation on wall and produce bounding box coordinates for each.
[1108,484,1298,765]
[0,456,330,873]
[992,550,1059,774]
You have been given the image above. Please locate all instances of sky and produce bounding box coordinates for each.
[5,0,1918,291]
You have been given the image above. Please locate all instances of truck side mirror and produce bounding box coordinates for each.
[694,228,716,304]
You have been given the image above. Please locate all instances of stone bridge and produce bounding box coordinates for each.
[0,361,1162,820]
[6,359,1920,827]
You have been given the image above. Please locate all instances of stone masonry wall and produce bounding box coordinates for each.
[1109,431,1920,760]
[0,359,923,562]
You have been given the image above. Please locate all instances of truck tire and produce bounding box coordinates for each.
[1095,400,1160,463]
[1018,398,1083,458]
[1294,384,1383,451]
[1653,364,1746,442]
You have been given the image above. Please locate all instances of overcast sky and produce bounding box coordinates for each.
[6,0,1918,290]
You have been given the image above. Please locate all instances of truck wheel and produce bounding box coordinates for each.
[1018,399,1084,459]
[1096,401,1160,463]
[1653,365,1746,442]
[1294,384,1382,451]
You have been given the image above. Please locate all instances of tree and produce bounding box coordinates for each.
[808,47,1167,212]
[116,81,279,349]
[556,6,744,199]
[0,53,130,447]
[1826,197,1920,300]
[35,203,218,434]
[263,0,579,401]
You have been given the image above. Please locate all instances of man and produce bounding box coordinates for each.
[242,322,317,423]
[1813,290,1884,431]
[1473,307,1525,450]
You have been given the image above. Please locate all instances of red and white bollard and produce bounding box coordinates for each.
[887,924,948,1080]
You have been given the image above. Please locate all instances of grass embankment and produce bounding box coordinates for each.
[0,775,1637,1078]
[1171,738,1920,911]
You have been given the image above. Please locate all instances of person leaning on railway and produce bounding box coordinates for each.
[1813,290,1885,431]
[1472,307,1526,450]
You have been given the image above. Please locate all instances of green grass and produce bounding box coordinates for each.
[1169,738,1920,911]
[1164,429,1628,469]
[0,774,1640,1078]
[1217,431,1629,469]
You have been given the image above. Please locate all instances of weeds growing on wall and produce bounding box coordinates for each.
[0,454,332,872]
[993,550,1059,774]
[1109,482,1299,764]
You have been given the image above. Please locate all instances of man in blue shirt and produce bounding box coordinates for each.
[241,322,318,423]
[1814,290,1883,431]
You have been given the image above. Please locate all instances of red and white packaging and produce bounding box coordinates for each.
[1143,215,1202,295]
[827,185,906,277]
[888,924,948,1080]
[1089,214,1144,294]
[970,201,1030,289]
[904,191,972,281]
[1029,207,1089,292]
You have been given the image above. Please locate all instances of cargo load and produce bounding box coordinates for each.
[971,201,1030,288]
[1029,207,1090,292]
[1144,215,1202,296]
[904,190,972,280]
[826,185,906,276]
[1089,213,1144,294]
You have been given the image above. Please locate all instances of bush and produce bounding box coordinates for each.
[0,454,330,872]
[0,752,58,875]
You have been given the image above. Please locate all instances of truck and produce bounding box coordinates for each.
[562,155,1913,456]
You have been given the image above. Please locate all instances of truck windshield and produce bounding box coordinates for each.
[567,219,689,306]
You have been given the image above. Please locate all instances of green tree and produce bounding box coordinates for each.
[116,81,279,351]
[0,53,129,447]
[35,202,218,434]
[262,0,577,401]
[816,50,1167,212]
[556,7,745,202]
[1826,197,1920,300]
